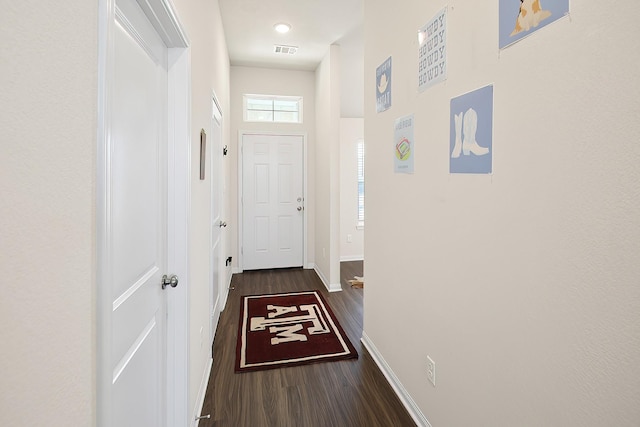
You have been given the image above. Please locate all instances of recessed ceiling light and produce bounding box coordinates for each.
[274,23,291,34]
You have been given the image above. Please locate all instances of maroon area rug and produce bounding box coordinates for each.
[235,290,358,372]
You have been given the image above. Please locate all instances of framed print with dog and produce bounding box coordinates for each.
[499,0,569,49]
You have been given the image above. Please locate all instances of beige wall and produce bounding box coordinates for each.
[364,1,640,426]
[171,0,231,417]
[229,66,317,271]
[340,118,365,261]
[339,24,364,118]
[314,45,342,289]
[0,2,97,425]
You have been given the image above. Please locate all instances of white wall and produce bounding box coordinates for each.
[339,24,364,118]
[340,118,365,261]
[229,66,316,271]
[170,0,231,419]
[0,2,96,426]
[314,45,342,290]
[364,1,640,426]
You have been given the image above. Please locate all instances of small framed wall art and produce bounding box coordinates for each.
[200,128,206,180]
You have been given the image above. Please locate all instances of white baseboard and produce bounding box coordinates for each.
[211,294,221,344]
[361,332,432,427]
[232,267,242,274]
[340,255,364,262]
[313,264,342,292]
[220,270,232,311]
[192,357,213,427]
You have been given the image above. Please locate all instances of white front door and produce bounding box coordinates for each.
[242,134,305,270]
[108,1,170,425]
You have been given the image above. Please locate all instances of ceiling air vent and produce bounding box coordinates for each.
[274,45,298,55]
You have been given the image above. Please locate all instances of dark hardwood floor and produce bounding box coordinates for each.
[199,261,416,427]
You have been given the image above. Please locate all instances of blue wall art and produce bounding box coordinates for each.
[450,85,493,174]
[499,0,569,49]
[376,56,392,113]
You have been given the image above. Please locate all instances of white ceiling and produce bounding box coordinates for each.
[219,0,364,116]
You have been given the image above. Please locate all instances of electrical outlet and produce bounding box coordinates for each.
[347,234,353,243]
[427,355,436,387]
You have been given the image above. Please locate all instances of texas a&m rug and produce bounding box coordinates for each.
[235,290,358,372]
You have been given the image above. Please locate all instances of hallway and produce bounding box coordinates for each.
[200,262,415,427]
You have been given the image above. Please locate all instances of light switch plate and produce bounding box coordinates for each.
[427,355,436,386]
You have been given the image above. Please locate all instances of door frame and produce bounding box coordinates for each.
[237,131,309,272]
[210,92,225,344]
[97,0,190,426]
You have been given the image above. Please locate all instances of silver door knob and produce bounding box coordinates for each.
[162,274,179,289]
[297,206,303,211]
[219,221,227,228]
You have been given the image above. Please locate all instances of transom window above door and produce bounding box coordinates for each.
[243,94,303,123]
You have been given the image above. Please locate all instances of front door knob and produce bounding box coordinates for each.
[162,274,179,289]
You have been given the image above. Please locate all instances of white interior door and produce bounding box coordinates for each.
[242,134,304,270]
[108,1,170,425]
[210,99,223,344]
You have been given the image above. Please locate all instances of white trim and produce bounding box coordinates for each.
[166,42,191,427]
[137,0,188,47]
[225,267,234,298]
[209,92,223,347]
[96,0,114,424]
[302,133,309,270]
[238,130,309,271]
[340,255,364,262]
[236,130,242,269]
[115,5,157,62]
[98,0,190,426]
[220,253,233,310]
[313,265,342,293]
[191,357,213,427]
[211,293,221,348]
[232,267,243,275]
[361,332,432,427]
[209,89,231,312]
[212,91,223,121]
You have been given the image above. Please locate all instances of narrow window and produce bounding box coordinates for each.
[357,139,365,228]
[243,95,303,123]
